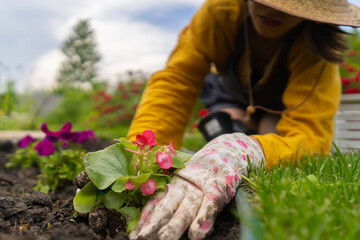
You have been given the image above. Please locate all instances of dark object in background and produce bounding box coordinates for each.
[0,140,14,153]
[198,111,257,142]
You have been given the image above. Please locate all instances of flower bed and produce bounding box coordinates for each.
[0,138,239,240]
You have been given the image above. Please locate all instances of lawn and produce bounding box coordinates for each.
[236,146,360,240]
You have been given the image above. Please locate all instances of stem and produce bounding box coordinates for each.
[138,154,143,176]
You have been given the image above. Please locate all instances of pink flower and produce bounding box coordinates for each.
[142,130,156,146]
[134,130,156,147]
[156,152,173,169]
[141,178,156,195]
[167,140,177,156]
[134,135,148,147]
[18,135,35,148]
[125,180,136,190]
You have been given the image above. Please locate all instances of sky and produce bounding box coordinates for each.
[1,0,360,93]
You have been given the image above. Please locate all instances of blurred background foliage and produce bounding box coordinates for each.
[2,20,359,151]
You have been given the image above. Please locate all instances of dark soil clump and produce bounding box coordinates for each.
[0,140,240,239]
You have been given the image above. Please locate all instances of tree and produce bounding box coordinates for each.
[56,19,102,90]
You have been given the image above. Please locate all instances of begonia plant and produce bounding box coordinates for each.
[73,130,192,233]
[6,121,96,193]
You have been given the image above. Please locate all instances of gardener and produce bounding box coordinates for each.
[125,0,360,239]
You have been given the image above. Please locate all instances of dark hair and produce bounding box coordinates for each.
[303,21,349,63]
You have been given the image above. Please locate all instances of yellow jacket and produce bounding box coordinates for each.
[127,0,341,168]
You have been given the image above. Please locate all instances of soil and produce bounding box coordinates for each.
[0,140,240,240]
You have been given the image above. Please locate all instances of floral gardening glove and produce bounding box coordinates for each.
[129,133,265,240]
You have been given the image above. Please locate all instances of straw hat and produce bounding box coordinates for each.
[252,0,360,27]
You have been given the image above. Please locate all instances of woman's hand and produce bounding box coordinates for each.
[130,133,265,240]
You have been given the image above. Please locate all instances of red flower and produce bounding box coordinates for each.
[124,112,133,119]
[131,87,140,94]
[121,93,129,99]
[354,74,360,82]
[198,108,209,117]
[341,77,351,86]
[347,65,355,73]
[116,104,124,110]
[92,95,100,101]
[115,115,124,122]
[192,122,199,129]
[103,94,112,101]
[135,81,144,87]
[348,50,358,57]
[97,90,105,96]
[117,83,125,91]
[344,88,360,94]
[102,106,115,114]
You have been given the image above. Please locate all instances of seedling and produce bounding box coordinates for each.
[73,130,192,233]
[6,121,97,193]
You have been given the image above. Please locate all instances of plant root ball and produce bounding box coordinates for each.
[89,208,108,233]
[75,171,90,189]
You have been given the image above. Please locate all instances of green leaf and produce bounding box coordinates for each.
[73,181,99,213]
[112,177,128,193]
[151,174,168,190]
[118,137,138,151]
[127,218,140,233]
[171,150,192,168]
[112,174,152,193]
[129,173,151,185]
[103,190,127,210]
[118,206,141,232]
[118,206,140,219]
[84,143,133,190]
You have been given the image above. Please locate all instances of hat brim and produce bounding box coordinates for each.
[252,0,360,27]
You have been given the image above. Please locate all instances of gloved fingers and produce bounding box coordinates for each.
[157,183,203,240]
[135,178,187,239]
[129,190,166,239]
[187,192,226,240]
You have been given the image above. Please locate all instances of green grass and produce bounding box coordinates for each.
[237,148,360,240]
[181,132,207,153]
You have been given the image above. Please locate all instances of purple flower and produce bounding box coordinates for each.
[34,138,56,156]
[74,130,97,144]
[41,122,72,142]
[18,135,35,148]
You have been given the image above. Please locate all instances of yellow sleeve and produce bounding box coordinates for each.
[254,41,341,168]
[127,0,242,148]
